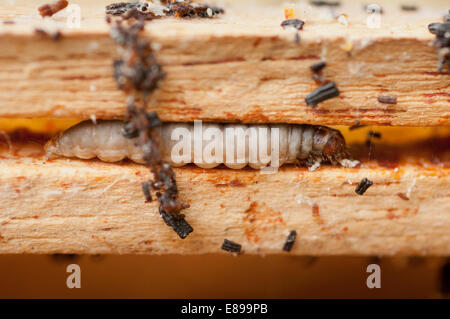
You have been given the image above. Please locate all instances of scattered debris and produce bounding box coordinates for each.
[283,230,297,252]
[281,19,305,43]
[310,61,326,83]
[305,82,340,107]
[38,0,68,18]
[428,16,450,73]
[349,120,366,130]
[400,5,418,11]
[310,0,340,7]
[310,61,326,73]
[337,13,348,26]
[397,192,409,201]
[106,1,224,20]
[160,206,193,239]
[110,20,192,239]
[142,181,152,202]
[221,239,242,253]
[378,95,397,104]
[281,19,305,30]
[166,1,224,18]
[367,131,382,139]
[355,178,373,195]
[364,4,383,14]
[284,7,295,20]
[339,158,360,168]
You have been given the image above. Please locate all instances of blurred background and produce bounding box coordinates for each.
[0,255,448,298]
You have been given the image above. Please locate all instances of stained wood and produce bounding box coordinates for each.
[0,137,448,255]
[0,0,448,125]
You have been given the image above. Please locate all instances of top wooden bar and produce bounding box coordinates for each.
[0,0,449,126]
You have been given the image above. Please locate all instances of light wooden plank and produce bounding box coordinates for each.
[0,0,448,125]
[0,137,448,255]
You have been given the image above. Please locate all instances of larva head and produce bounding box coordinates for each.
[44,135,61,158]
[311,126,346,163]
[321,128,346,162]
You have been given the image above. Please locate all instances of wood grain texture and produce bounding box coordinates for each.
[0,0,449,125]
[0,136,448,255]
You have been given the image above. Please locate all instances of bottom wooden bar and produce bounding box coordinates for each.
[0,139,448,255]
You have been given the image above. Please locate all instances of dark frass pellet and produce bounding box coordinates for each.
[355,178,373,195]
[377,95,397,104]
[310,0,340,7]
[281,19,305,30]
[305,82,340,107]
[160,207,193,239]
[141,181,152,202]
[428,22,450,38]
[400,5,417,11]
[221,239,242,253]
[310,61,326,73]
[427,21,450,72]
[283,230,297,252]
[367,131,382,139]
[111,21,192,239]
[122,121,139,138]
[364,4,383,14]
[349,120,367,130]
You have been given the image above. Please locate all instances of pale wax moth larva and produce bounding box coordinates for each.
[45,120,356,170]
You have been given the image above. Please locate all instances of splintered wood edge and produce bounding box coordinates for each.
[0,1,449,125]
[0,142,448,255]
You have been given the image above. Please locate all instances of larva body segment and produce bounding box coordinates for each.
[45,120,347,169]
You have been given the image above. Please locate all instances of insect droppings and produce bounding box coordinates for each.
[109,19,192,239]
[355,178,373,195]
[283,230,297,252]
[364,4,383,14]
[166,1,224,18]
[221,239,242,253]
[38,0,68,17]
[310,0,340,7]
[397,192,409,201]
[427,21,450,73]
[310,61,326,73]
[378,95,397,104]
[310,61,326,83]
[142,181,152,202]
[159,206,193,239]
[400,5,418,11]
[106,1,224,20]
[349,120,367,130]
[367,131,382,139]
[305,82,340,107]
[281,19,305,30]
